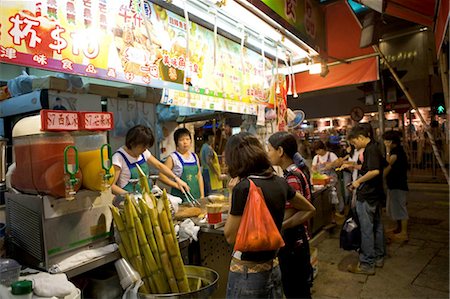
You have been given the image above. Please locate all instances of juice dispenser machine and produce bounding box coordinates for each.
[6,110,117,273]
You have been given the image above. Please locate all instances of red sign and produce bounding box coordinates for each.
[79,112,113,131]
[40,110,113,131]
[40,110,79,131]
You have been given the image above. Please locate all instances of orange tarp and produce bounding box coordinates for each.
[294,57,379,93]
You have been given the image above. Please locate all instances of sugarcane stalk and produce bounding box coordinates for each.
[145,194,179,293]
[136,163,151,194]
[161,190,190,292]
[131,198,170,294]
[142,257,157,293]
[123,197,151,294]
[141,194,162,268]
[110,206,133,259]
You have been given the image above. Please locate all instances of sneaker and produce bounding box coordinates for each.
[375,258,384,268]
[347,263,375,275]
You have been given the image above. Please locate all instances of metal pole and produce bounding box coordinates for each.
[377,98,385,142]
[375,45,450,184]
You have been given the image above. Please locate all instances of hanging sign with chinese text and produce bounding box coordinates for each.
[0,0,275,110]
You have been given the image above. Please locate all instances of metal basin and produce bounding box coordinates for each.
[138,265,219,299]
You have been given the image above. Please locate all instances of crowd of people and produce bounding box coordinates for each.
[111,124,409,298]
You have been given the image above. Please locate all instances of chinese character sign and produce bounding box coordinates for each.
[0,0,275,108]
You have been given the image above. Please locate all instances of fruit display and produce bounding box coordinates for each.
[311,172,330,186]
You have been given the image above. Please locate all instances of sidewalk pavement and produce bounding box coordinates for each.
[311,184,449,298]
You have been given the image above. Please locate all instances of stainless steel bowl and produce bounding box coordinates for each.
[138,265,219,299]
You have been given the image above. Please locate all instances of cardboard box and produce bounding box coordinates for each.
[32,76,68,91]
[84,83,119,98]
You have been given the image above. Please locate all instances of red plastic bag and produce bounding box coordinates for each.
[234,179,285,252]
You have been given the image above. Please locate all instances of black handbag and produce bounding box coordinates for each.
[340,208,361,251]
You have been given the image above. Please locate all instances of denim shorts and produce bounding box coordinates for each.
[226,259,283,299]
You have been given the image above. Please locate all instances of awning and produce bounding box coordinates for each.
[292,1,379,93]
[295,57,378,93]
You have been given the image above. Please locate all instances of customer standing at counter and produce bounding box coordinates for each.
[268,132,315,299]
[346,126,386,275]
[159,128,204,202]
[111,125,189,195]
[224,132,315,299]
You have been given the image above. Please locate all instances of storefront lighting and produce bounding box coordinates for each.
[168,0,315,63]
[308,63,322,74]
[371,113,375,116]
[410,109,416,113]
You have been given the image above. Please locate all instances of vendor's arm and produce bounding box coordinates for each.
[283,192,316,229]
[323,152,340,170]
[111,165,128,195]
[311,156,318,172]
[151,155,189,192]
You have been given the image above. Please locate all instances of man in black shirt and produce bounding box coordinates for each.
[383,130,409,242]
[346,126,386,275]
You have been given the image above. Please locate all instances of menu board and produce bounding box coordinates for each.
[0,0,275,110]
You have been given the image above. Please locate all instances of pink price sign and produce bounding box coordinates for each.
[40,110,79,131]
[79,112,113,131]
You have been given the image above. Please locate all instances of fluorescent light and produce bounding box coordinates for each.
[308,63,322,74]
[278,63,309,75]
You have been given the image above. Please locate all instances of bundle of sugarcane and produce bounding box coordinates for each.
[110,190,190,294]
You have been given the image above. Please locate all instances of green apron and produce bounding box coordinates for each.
[116,151,150,193]
[171,151,201,202]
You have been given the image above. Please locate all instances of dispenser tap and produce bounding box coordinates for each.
[100,144,113,190]
[64,145,79,200]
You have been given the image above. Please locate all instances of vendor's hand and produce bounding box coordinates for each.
[227,177,240,190]
[175,177,190,193]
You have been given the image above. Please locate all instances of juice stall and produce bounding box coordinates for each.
[0,0,324,297]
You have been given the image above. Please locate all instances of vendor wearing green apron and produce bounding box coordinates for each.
[111,125,188,196]
[159,128,204,203]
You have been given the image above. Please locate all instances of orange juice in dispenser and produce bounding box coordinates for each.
[11,115,82,198]
[75,131,114,191]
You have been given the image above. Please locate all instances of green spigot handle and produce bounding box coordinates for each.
[100,143,113,180]
[64,145,79,186]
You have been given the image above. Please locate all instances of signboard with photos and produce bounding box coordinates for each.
[0,0,276,112]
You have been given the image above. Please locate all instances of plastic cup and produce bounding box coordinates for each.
[114,258,140,290]
[207,212,222,224]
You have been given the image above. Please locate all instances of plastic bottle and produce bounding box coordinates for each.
[10,280,32,299]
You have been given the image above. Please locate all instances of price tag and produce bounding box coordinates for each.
[40,110,79,131]
[80,112,114,130]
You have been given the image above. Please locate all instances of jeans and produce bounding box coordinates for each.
[356,200,385,268]
[279,226,312,299]
[226,266,283,298]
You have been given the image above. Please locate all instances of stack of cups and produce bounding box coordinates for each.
[114,258,140,290]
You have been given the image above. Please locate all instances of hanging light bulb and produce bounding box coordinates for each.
[284,49,292,95]
[275,44,280,94]
[290,54,298,98]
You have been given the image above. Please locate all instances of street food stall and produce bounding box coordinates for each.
[0,0,326,297]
